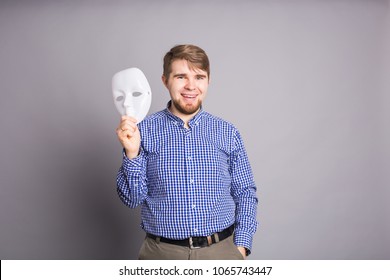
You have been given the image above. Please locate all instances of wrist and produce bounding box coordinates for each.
[125,149,140,159]
[244,247,250,256]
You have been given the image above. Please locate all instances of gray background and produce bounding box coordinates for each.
[0,0,389,259]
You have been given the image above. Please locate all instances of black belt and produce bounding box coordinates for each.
[146,225,234,249]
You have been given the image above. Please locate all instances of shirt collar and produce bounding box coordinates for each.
[164,101,205,128]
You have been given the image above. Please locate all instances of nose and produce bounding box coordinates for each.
[185,78,196,91]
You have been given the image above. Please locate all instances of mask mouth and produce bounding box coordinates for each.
[125,106,136,117]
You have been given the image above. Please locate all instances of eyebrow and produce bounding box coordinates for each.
[173,73,187,77]
[173,73,207,78]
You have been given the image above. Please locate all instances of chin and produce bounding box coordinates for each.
[179,103,201,115]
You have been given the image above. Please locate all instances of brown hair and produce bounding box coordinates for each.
[163,44,210,80]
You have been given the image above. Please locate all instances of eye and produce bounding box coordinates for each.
[132,92,143,97]
[116,96,124,102]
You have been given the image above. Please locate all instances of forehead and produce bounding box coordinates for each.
[112,68,151,93]
[170,59,207,76]
[113,69,142,87]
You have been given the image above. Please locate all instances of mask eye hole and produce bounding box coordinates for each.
[116,96,124,102]
[133,92,143,97]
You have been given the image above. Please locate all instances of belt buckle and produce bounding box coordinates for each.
[189,237,201,249]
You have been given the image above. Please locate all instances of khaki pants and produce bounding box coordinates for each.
[138,234,244,260]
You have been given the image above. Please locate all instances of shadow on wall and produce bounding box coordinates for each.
[59,137,145,259]
[14,123,146,259]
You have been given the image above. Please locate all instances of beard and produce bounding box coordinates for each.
[171,98,202,115]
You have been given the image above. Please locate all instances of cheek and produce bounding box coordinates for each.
[172,83,185,93]
[199,83,208,93]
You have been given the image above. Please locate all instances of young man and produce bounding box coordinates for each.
[116,44,258,260]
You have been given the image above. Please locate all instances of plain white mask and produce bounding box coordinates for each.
[112,68,152,123]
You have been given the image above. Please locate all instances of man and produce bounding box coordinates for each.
[116,44,258,260]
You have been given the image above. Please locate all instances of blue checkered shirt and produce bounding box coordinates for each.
[116,104,258,251]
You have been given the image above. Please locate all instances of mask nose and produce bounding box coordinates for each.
[123,92,132,106]
[123,92,135,116]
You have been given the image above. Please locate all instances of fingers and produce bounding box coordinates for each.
[116,126,137,139]
[122,127,137,138]
[116,116,141,157]
[118,116,137,132]
[121,123,136,132]
[121,115,137,123]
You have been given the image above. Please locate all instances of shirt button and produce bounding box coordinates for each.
[188,156,192,160]
[192,204,196,209]
[194,228,198,232]
[190,179,194,184]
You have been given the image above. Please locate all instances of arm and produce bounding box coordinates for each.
[116,149,148,208]
[115,116,148,208]
[229,129,258,255]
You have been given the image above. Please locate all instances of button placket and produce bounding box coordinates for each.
[184,130,198,234]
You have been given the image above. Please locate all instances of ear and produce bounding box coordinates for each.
[162,75,168,88]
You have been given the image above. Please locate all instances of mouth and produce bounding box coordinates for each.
[181,93,198,101]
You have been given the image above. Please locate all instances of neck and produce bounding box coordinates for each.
[168,103,200,128]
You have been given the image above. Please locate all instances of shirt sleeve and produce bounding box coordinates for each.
[229,129,258,253]
[116,148,148,208]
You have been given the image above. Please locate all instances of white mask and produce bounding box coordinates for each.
[112,67,152,123]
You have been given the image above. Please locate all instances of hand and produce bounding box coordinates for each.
[116,116,141,159]
[237,246,247,259]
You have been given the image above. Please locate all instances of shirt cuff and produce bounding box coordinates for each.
[233,230,253,255]
[122,148,145,173]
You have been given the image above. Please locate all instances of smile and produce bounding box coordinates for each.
[181,94,197,99]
